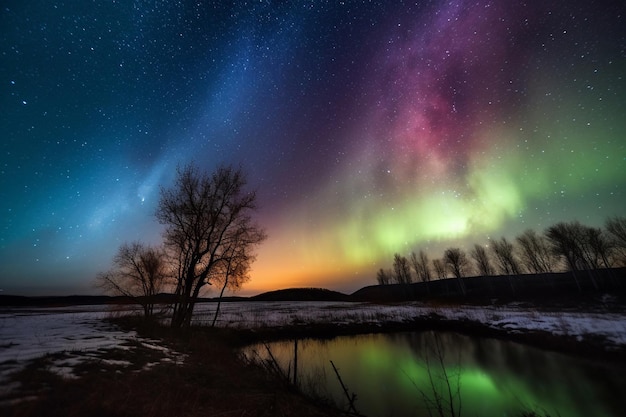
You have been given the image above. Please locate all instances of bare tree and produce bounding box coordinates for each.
[393,253,413,284]
[157,164,266,328]
[545,221,604,291]
[210,226,264,327]
[490,237,522,294]
[443,248,469,296]
[410,250,432,295]
[546,222,583,272]
[97,241,168,318]
[516,229,558,273]
[410,250,432,283]
[583,226,612,269]
[546,221,613,271]
[443,248,469,279]
[376,268,392,285]
[432,259,447,280]
[605,216,626,266]
[491,237,522,275]
[470,244,494,276]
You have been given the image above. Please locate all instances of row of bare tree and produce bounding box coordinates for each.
[97,164,266,327]
[376,217,626,293]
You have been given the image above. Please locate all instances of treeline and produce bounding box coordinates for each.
[376,216,626,294]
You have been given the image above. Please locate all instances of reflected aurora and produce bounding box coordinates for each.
[244,332,624,417]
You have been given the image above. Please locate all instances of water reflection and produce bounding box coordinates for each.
[242,332,625,417]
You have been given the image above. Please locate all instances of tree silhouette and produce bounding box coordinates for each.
[410,250,432,282]
[443,248,469,279]
[97,241,168,318]
[516,229,558,273]
[432,259,447,280]
[410,250,431,294]
[374,216,623,294]
[491,237,522,275]
[490,237,522,294]
[376,268,392,285]
[393,253,413,284]
[443,248,468,296]
[545,221,604,291]
[605,216,626,266]
[583,226,612,269]
[157,164,266,328]
[546,222,583,271]
[470,244,494,276]
[546,221,600,270]
[210,222,265,327]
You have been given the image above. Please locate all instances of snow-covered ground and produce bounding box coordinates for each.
[0,305,184,404]
[195,300,626,346]
[1,301,625,403]
[1,305,139,365]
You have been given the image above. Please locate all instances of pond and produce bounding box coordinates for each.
[242,332,625,417]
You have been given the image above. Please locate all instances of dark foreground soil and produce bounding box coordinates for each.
[2,319,341,417]
[3,310,624,417]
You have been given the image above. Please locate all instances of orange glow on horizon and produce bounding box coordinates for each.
[236,215,377,296]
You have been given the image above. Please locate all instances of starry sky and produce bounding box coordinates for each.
[1,1,625,296]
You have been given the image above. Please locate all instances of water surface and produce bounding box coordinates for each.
[243,332,624,417]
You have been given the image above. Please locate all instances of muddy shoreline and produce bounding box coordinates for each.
[228,314,626,365]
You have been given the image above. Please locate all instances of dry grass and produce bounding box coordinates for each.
[2,318,340,417]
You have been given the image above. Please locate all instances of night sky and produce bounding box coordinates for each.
[1,1,625,296]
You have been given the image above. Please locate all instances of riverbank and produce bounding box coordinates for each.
[193,298,626,362]
[231,314,626,365]
[2,300,624,416]
[2,318,341,417]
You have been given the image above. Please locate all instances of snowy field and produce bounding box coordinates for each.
[196,300,626,346]
[0,304,184,404]
[1,301,625,403]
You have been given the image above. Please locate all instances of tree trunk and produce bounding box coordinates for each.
[171,270,201,328]
[184,301,195,328]
[171,293,191,328]
[211,278,229,327]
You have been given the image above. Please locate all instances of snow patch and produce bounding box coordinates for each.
[0,305,185,401]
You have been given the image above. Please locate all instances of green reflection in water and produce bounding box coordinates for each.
[243,331,625,417]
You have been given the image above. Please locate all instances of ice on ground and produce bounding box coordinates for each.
[1,300,624,403]
[192,301,626,347]
[0,305,185,402]
[141,341,170,352]
[0,306,140,366]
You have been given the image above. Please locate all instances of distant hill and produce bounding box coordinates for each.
[0,294,132,307]
[251,287,352,302]
[352,267,626,303]
[0,293,216,307]
[0,289,352,307]
[8,269,622,307]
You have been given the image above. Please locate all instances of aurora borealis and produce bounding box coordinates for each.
[1,1,625,295]
[247,331,623,417]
